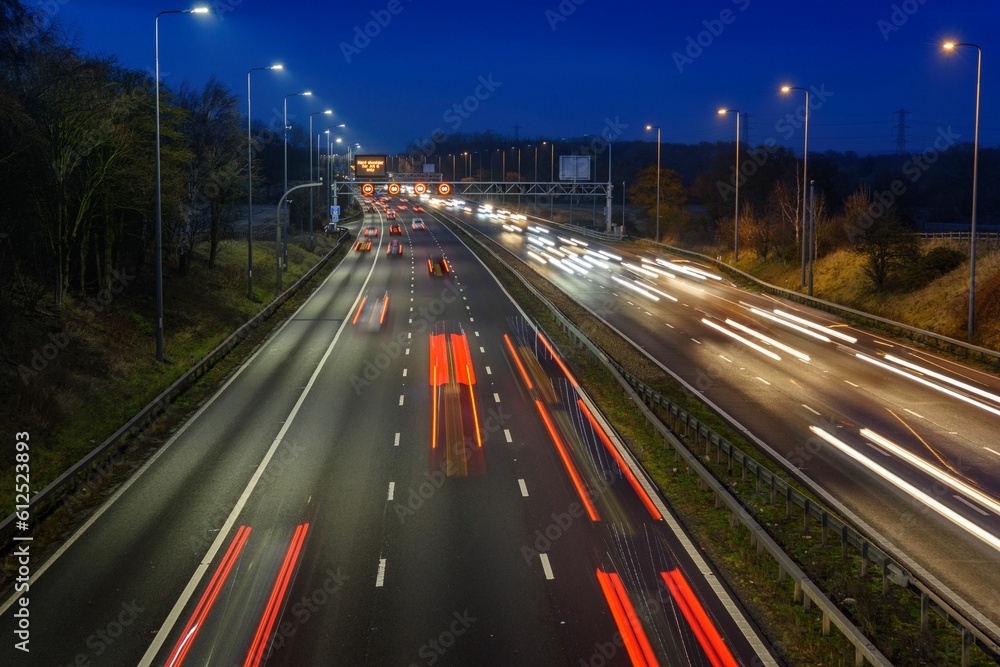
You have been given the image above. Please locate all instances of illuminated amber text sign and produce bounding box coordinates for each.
[354,155,388,178]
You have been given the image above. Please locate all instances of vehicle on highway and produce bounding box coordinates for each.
[364,226,379,237]
[389,224,402,235]
[429,320,484,476]
[411,218,426,230]
[365,205,374,212]
[412,205,424,212]
[397,204,408,210]
[352,290,389,331]
[427,254,450,276]
[386,209,397,220]
[354,239,372,252]
[387,239,403,256]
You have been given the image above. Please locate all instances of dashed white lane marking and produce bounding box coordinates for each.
[405,348,410,355]
[387,482,395,500]
[802,404,821,416]
[691,338,701,344]
[518,479,529,497]
[408,332,412,339]
[985,447,1000,459]
[539,553,554,580]
[394,433,400,447]
[399,395,405,406]
[904,408,924,419]
[719,355,732,363]
[954,495,988,516]
[485,366,492,375]
[756,377,771,386]
[665,322,674,329]
[409,318,413,323]
[504,429,513,443]
[493,393,501,402]
[844,380,860,388]
[480,347,485,353]
[470,317,475,322]
[376,559,387,587]
[475,331,480,337]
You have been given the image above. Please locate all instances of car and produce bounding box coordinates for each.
[411,218,426,230]
[397,204,408,210]
[389,224,402,235]
[399,197,409,202]
[364,226,379,237]
[354,239,372,251]
[386,209,397,220]
[412,205,424,212]
[428,254,450,276]
[365,205,374,212]
[387,239,403,256]
[352,290,389,331]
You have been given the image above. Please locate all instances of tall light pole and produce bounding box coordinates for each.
[718,108,741,262]
[327,125,345,217]
[645,125,661,243]
[308,109,332,251]
[781,85,810,288]
[155,6,209,362]
[246,63,282,301]
[283,90,311,270]
[943,41,982,341]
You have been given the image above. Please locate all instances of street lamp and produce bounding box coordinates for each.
[246,63,282,301]
[154,6,210,362]
[326,125,345,216]
[943,41,982,341]
[718,108,741,262]
[645,124,661,243]
[781,85,810,288]
[308,109,332,251]
[283,90,311,270]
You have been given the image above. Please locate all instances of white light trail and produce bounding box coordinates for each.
[749,307,832,343]
[855,353,1000,418]
[885,355,1000,406]
[700,318,782,361]
[861,429,1000,515]
[611,275,659,301]
[773,309,857,343]
[811,426,1000,553]
[724,319,811,361]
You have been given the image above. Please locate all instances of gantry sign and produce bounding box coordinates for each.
[344,179,615,229]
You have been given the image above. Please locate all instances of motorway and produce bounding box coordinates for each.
[0,200,779,665]
[440,198,1000,637]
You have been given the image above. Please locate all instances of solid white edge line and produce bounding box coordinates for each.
[135,237,383,666]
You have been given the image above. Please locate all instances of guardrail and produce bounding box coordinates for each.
[633,238,1000,368]
[916,231,1000,242]
[440,212,1000,666]
[0,228,352,551]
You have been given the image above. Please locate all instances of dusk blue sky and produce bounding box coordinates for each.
[47,0,997,157]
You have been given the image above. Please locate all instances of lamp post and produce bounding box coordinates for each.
[718,108,741,262]
[781,85,810,288]
[246,64,282,301]
[155,6,210,362]
[943,41,982,341]
[544,141,554,218]
[308,109,332,251]
[326,125,345,216]
[645,124,661,243]
[282,90,311,270]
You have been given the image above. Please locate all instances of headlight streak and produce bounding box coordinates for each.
[620,261,659,279]
[772,309,858,343]
[637,280,678,302]
[700,318,781,361]
[810,426,1000,553]
[526,250,548,264]
[597,249,623,261]
[655,258,706,280]
[885,355,1000,406]
[640,258,681,279]
[861,429,1000,515]
[528,225,549,234]
[583,251,612,269]
[748,307,832,343]
[855,353,1000,418]
[724,319,810,361]
[562,255,592,274]
[611,275,659,301]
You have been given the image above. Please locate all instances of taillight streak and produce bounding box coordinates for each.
[595,569,659,667]
[578,398,661,520]
[352,297,367,325]
[536,399,600,521]
[165,525,252,667]
[244,523,310,667]
[660,569,737,667]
